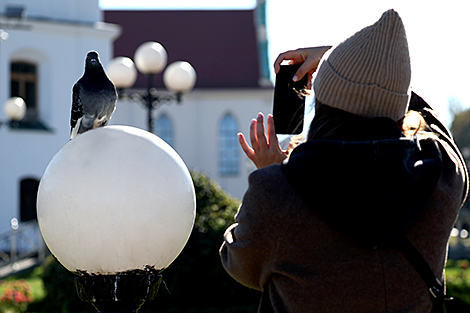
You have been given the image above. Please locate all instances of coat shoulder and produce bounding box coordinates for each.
[248,165,291,191]
[246,164,301,206]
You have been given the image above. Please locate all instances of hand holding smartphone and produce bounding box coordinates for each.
[272,64,308,135]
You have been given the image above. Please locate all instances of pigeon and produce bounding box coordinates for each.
[70,51,117,139]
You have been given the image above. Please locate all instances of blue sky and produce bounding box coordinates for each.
[99,0,470,126]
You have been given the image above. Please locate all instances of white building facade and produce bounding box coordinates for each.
[111,88,272,200]
[0,0,121,234]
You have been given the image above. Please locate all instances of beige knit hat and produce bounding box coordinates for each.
[313,9,411,121]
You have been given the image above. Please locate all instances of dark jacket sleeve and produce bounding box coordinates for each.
[410,91,469,205]
[219,166,288,291]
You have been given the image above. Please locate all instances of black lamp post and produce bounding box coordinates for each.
[74,274,162,313]
[107,41,197,133]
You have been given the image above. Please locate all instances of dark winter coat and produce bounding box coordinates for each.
[220,99,468,312]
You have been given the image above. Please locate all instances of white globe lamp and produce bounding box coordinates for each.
[134,42,168,75]
[107,57,138,89]
[37,126,196,311]
[4,97,26,121]
[163,61,197,93]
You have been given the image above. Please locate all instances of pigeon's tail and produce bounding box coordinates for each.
[70,115,97,139]
[70,116,83,139]
[93,115,109,129]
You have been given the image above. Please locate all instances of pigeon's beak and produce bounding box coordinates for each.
[90,58,97,65]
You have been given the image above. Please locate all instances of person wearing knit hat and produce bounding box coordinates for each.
[221,9,468,313]
[314,9,411,121]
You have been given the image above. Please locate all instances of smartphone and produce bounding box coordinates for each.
[273,64,308,135]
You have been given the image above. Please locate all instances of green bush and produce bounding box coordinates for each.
[445,259,470,311]
[27,255,94,313]
[141,170,260,312]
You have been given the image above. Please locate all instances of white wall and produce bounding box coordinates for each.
[110,88,274,199]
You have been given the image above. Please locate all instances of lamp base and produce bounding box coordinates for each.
[74,274,162,313]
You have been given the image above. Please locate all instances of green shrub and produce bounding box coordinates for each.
[27,255,94,313]
[445,259,470,310]
[141,170,260,312]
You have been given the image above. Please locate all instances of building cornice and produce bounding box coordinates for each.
[0,17,121,40]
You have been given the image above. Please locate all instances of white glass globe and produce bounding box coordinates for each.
[4,97,26,121]
[134,42,168,75]
[106,57,138,89]
[163,61,197,93]
[37,126,196,275]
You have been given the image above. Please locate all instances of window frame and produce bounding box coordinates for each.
[10,60,49,130]
[219,113,240,176]
[11,62,38,119]
[154,113,175,147]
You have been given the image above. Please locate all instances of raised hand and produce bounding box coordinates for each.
[238,113,288,169]
[273,46,332,90]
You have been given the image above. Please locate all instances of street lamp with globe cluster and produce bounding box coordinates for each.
[106,41,197,133]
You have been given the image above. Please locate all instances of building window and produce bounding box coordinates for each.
[20,178,39,222]
[219,113,239,176]
[155,114,174,147]
[11,62,38,121]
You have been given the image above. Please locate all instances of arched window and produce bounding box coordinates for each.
[11,62,38,121]
[20,178,40,222]
[219,113,239,176]
[155,114,174,147]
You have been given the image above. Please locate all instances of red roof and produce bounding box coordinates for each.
[104,10,261,89]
